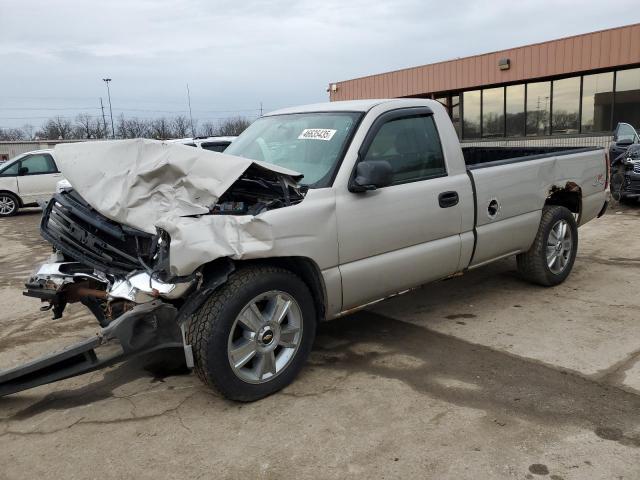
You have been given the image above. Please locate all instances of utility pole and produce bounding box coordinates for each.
[99,97,108,138]
[187,83,195,138]
[259,102,263,117]
[102,78,115,138]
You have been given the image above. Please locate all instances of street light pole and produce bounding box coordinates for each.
[102,78,115,138]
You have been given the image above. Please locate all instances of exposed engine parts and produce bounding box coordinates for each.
[211,165,306,216]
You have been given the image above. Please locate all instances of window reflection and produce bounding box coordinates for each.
[442,67,640,139]
[451,95,461,138]
[506,84,525,137]
[552,77,580,134]
[482,87,504,137]
[526,82,551,136]
[582,72,613,133]
[463,90,481,138]
[614,68,640,128]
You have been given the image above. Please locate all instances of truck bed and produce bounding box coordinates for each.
[461,145,607,269]
[462,146,601,169]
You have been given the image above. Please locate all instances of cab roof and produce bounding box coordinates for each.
[266,99,437,116]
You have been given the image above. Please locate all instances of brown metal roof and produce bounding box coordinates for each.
[329,23,640,101]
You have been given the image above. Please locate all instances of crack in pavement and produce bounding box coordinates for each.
[0,392,198,437]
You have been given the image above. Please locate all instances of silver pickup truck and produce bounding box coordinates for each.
[0,99,609,401]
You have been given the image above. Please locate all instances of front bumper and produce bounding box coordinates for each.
[24,260,195,321]
[622,171,640,197]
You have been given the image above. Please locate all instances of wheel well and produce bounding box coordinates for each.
[0,190,22,207]
[545,182,581,216]
[234,257,327,323]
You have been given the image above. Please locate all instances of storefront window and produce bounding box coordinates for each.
[526,81,551,136]
[613,68,640,129]
[462,90,481,139]
[482,87,504,137]
[450,94,461,138]
[506,84,525,137]
[552,77,580,134]
[581,72,614,133]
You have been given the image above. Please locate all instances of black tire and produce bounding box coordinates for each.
[186,265,316,401]
[516,205,578,287]
[0,192,19,217]
[610,171,625,202]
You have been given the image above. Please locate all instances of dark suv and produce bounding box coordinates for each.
[610,123,640,201]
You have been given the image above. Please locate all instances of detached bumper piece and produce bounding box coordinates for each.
[0,301,182,397]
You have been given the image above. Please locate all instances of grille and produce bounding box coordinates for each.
[633,162,640,174]
[41,191,153,275]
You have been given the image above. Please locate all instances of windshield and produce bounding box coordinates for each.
[225,112,362,187]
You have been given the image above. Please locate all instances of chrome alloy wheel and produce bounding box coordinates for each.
[227,290,303,384]
[546,219,572,274]
[0,195,16,216]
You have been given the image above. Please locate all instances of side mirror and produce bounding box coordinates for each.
[616,138,634,147]
[18,166,28,176]
[349,160,393,192]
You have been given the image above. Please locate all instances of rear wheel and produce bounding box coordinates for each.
[0,193,19,217]
[187,265,316,401]
[516,205,578,286]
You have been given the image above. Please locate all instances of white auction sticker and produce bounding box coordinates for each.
[298,128,337,141]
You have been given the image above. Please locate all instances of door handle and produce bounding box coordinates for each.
[438,191,459,208]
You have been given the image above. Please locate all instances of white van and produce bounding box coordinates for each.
[0,149,64,217]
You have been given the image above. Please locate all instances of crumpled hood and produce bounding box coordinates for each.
[54,139,302,235]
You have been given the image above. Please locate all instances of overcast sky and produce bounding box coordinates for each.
[1,0,639,129]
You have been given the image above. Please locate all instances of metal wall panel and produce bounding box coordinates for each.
[330,23,640,101]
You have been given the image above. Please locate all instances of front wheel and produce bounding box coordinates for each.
[0,193,19,217]
[516,205,578,286]
[186,265,316,401]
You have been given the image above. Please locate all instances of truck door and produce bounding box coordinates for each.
[336,109,467,309]
[17,153,62,204]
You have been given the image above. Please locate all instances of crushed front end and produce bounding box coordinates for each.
[0,159,304,397]
[27,188,193,323]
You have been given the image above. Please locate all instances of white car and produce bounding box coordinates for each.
[168,136,237,152]
[0,149,64,217]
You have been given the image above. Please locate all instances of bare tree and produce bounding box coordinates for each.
[75,113,98,139]
[172,115,191,138]
[116,115,150,139]
[216,116,252,136]
[12,112,249,142]
[127,118,150,138]
[93,118,108,139]
[0,128,26,141]
[41,116,74,139]
[199,121,217,137]
[21,124,35,140]
[149,117,173,139]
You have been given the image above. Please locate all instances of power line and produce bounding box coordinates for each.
[0,106,98,111]
[0,113,262,121]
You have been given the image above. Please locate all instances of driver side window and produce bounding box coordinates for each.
[363,115,446,185]
[20,154,57,175]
